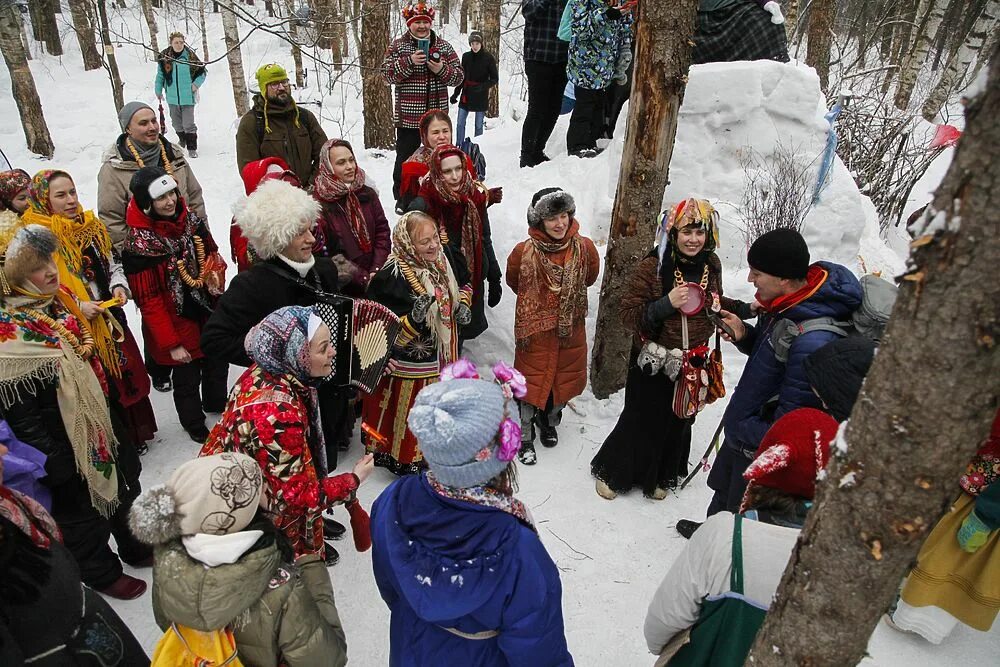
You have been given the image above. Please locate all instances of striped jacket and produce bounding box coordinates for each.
[380,31,464,129]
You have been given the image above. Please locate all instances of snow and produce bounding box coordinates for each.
[1,6,996,666]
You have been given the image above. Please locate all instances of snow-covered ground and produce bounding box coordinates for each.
[1,5,995,664]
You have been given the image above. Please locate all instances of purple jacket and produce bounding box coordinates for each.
[314,185,392,291]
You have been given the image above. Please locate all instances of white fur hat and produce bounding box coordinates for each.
[234,179,320,260]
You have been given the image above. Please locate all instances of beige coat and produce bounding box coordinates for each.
[97,136,207,249]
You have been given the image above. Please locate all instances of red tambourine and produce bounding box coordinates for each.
[679,283,706,316]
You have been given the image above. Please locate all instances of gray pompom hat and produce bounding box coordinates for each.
[407,378,509,488]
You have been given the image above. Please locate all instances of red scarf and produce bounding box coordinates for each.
[313,154,372,254]
[425,145,485,287]
[0,486,61,549]
[756,265,828,313]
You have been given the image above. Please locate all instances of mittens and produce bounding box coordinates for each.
[763,1,785,24]
[488,187,503,205]
[957,510,991,553]
[346,498,371,552]
[456,303,472,325]
[488,280,502,307]
[411,294,433,323]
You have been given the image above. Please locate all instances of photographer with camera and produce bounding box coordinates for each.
[380,2,464,205]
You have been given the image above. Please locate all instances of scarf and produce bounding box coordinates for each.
[122,199,213,316]
[757,265,828,313]
[0,289,120,516]
[244,306,328,475]
[23,174,122,377]
[126,137,163,168]
[406,144,434,166]
[514,221,588,345]
[388,212,461,366]
[426,145,484,288]
[158,45,206,86]
[0,169,30,210]
[313,139,372,254]
[0,486,61,549]
[426,472,534,530]
[278,253,316,278]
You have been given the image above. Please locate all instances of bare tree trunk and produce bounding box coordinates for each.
[746,40,1000,667]
[331,0,344,70]
[460,0,469,33]
[805,0,835,91]
[894,0,948,110]
[67,0,102,69]
[1,0,54,157]
[921,0,999,121]
[140,0,160,55]
[96,0,124,112]
[198,0,210,58]
[361,0,394,148]
[590,0,700,398]
[221,1,251,116]
[35,0,63,55]
[440,0,449,25]
[482,0,500,117]
[282,0,305,87]
[315,0,335,49]
[784,0,799,45]
[17,5,32,60]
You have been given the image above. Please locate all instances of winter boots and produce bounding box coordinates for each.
[536,412,558,448]
[595,479,617,500]
[176,132,198,157]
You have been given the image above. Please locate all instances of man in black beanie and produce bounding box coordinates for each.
[676,228,864,539]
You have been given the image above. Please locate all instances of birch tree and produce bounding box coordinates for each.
[221,1,250,116]
[97,0,124,112]
[894,0,948,110]
[747,40,1000,666]
[140,0,160,54]
[0,0,53,157]
[67,0,102,69]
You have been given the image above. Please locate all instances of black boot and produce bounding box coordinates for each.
[675,519,703,540]
[518,442,537,465]
[187,132,198,158]
[323,517,346,540]
[324,543,340,567]
[176,132,187,149]
[536,413,558,448]
[520,151,538,168]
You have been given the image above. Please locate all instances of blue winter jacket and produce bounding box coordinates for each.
[154,48,206,107]
[371,474,574,667]
[566,0,633,90]
[723,261,862,454]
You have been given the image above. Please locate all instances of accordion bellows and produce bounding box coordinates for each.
[314,297,402,394]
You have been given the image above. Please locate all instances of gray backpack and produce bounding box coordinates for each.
[771,274,898,363]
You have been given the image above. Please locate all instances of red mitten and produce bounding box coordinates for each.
[346,498,371,552]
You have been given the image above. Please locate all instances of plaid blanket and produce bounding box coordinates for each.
[692,1,789,65]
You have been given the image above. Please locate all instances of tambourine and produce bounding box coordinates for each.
[678,283,706,316]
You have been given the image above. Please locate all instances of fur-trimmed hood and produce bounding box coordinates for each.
[233,179,320,260]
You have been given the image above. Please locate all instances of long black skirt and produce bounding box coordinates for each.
[590,355,694,497]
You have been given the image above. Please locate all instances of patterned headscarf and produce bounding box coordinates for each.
[426,145,484,287]
[312,139,372,253]
[0,170,31,211]
[245,305,322,384]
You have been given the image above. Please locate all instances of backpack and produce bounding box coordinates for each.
[460,137,487,181]
[771,274,898,363]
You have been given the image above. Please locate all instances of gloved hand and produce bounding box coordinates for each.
[488,187,503,205]
[957,510,991,553]
[488,280,502,307]
[450,92,460,104]
[456,303,472,325]
[763,1,785,24]
[411,294,433,323]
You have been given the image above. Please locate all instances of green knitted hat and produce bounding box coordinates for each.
[256,63,289,91]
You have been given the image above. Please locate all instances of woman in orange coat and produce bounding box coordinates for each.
[506,188,599,465]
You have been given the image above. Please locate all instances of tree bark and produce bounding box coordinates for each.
[361,0,394,148]
[67,0,102,69]
[314,0,335,49]
[282,0,305,87]
[0,0,54,157]
[921,0,999,121]
[784,0,799,46]
[805,0,835,91]
[198,0,210,58]
[746,39,1000,667]
[482,0,500,117]
[33,0,63,55]
[894,0,948,110]
[96,0,124,112]
[140,0,160,55]
[440,0,449,25]
[589,0,699,398]
[460,0,469,33]
[221,0,251,116]
[17,3,32,60]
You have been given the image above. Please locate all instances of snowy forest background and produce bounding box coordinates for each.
[0,0,998,664]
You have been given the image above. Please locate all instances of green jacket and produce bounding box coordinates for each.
[151,538,347,667]
[235,93,328,186]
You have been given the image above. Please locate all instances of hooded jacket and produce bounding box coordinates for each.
[151,536,346,667]
[371,474,574,666]
[724,261,863,454]
[97,135,207,250]
[235,94,328,186]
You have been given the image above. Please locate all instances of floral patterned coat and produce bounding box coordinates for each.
[200,364,358,558]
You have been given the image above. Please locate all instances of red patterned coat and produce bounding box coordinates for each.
[379,31,464,129]
[200,364,358,558]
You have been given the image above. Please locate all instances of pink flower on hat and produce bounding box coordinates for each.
[492,360,527,399]
[497,418,522,462]
[440,358,479,382]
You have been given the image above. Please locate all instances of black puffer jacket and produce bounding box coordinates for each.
[201,257,340,367]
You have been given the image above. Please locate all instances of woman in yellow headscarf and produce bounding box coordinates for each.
[21,170,157,452]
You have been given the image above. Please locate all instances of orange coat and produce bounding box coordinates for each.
[506,224,600,409]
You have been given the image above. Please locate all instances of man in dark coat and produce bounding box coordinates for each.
[450,31,499,147]
[235,64,328,186]
[677,229,863,537]
[521,0,569,168]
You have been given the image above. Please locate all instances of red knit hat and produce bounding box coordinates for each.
[240,157,300,195]
[402,1,435,26]
[742,408,838,501]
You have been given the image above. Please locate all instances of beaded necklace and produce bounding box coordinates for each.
[125,137,174,175]
[22,307,95,360]
[674,264,710,290]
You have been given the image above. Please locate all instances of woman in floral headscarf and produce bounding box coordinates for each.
[363,211,473,475]
[0,223,150,600]
[414,144,501,341]
[312,138,391,294]
[21,170,157,453]
[0,169,32,214]
[200,305,374,565]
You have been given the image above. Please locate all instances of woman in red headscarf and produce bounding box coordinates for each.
[413,144,500,341]
[397,110,479,211]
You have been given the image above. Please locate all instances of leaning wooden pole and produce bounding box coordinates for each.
[589,0,700,399]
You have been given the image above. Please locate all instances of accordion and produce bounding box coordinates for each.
[313,295,402,394]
